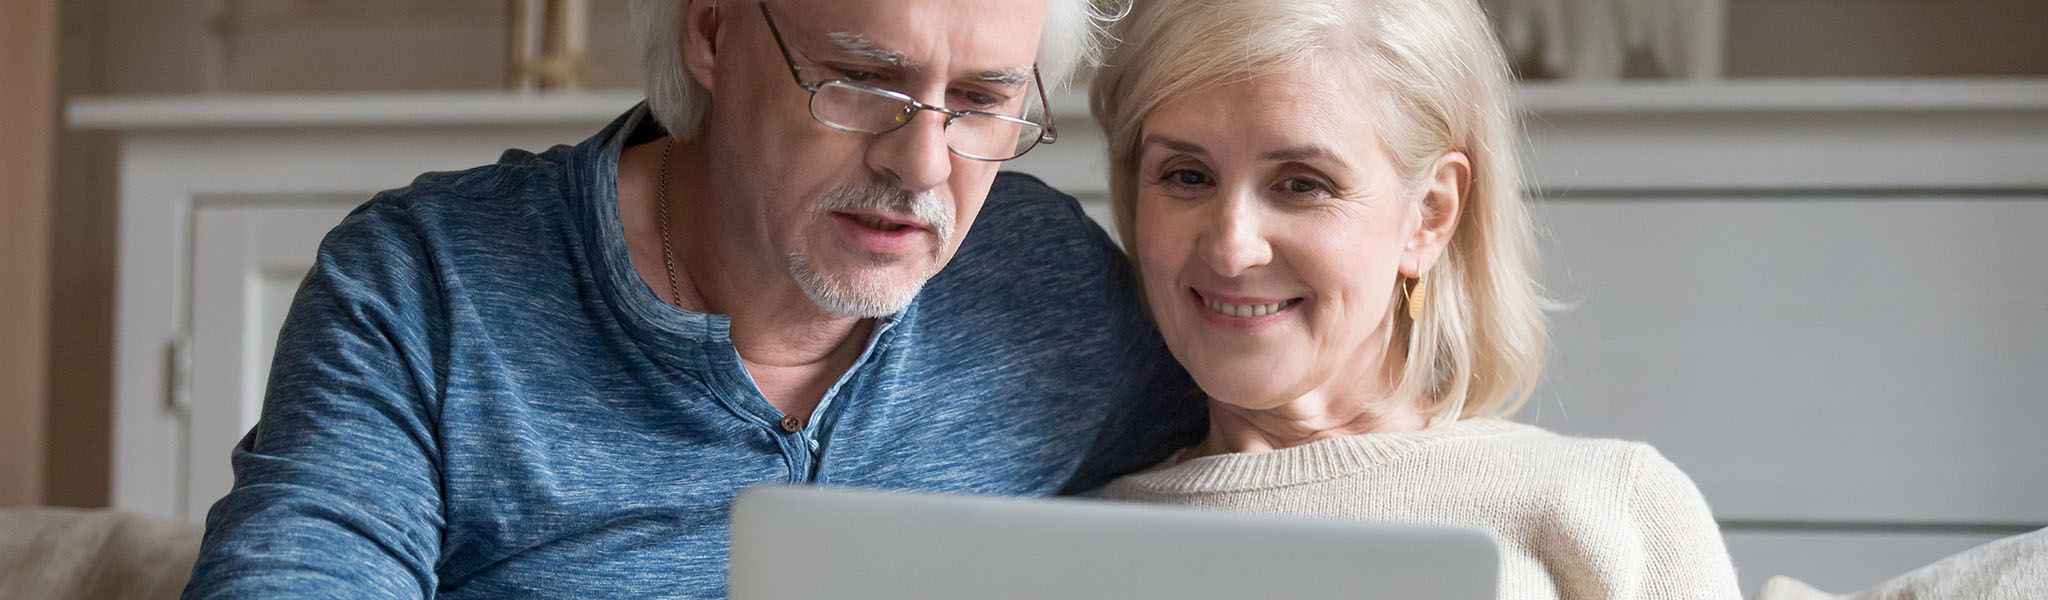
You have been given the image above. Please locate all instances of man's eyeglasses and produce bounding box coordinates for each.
[755,1,1057,162]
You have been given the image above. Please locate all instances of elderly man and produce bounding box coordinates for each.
[180,0,1200,597]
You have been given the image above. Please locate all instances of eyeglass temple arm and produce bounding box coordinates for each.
[756,0,811,87]
[1032,66,1057,144]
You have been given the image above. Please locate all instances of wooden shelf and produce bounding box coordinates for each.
[70,78,2048,131]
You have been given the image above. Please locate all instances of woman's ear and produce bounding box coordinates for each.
[1402,150,1470,278]
[681,0,724,91]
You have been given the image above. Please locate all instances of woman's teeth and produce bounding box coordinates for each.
[852,214,908,232]
[1202,297,1293,317]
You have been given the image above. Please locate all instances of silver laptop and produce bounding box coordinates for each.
[728,485,1498,600]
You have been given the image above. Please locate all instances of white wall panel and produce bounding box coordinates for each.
[1528,198,2048,524]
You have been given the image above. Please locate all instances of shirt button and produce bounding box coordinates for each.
[779,416,802,433]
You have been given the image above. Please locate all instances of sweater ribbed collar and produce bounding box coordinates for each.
[1112,418,1531,494]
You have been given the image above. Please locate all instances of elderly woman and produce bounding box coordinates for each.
[1089,0,1742,597]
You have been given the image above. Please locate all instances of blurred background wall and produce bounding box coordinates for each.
[2,0,59,509]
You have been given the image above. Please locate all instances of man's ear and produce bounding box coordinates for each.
[1402,150,1470,279]
[681,0,724,91]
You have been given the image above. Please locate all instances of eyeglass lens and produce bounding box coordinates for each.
[809,82,1046,161]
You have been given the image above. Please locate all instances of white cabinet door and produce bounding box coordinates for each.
[101,116,606,522]
[185,202,356,521]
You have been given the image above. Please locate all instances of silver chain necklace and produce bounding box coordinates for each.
[656,139,684,308]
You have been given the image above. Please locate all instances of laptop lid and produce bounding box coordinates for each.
[728,485,1498,600]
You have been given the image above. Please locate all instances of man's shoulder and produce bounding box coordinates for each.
[914,170,1150,352]
[984,171,1072,204]
[951,171,1117,275]
[310,144,588,288]
[979,171,1091,230]
[320,145,582,258]
[366,145,577,221]
[928,172,1126,306]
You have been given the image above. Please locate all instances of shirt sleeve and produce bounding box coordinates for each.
[183,199,447,599]
[1626,445,1744,600]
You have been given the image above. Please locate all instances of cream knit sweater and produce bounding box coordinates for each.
[1100,418,1743,599]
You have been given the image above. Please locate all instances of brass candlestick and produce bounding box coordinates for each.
[509,0,591,91]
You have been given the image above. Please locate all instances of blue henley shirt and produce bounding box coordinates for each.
[181,105,1204,599]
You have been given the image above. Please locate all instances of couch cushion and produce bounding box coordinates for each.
[0,508,205,600]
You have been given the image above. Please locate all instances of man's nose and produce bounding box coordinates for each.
[865,108,954,194]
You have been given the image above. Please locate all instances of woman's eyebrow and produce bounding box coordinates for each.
[1261,146,1349,170]
[1141,135,1209,157]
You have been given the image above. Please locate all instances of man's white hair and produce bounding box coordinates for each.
[630,0,1120,139]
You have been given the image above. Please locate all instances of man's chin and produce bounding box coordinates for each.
[788,258,935,319]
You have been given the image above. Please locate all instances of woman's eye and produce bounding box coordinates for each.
[1280,177,1329,195]
[1162,169,1211,188]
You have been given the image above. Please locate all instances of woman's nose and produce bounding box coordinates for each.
[1197,192,1272,278]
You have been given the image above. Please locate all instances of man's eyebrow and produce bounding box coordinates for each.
[970,68,1033,89]
[827,32,917,70]
[1141,135,1209,157]
[828,31,1030,88]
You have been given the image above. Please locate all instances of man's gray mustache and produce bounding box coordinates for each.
[814,180,954,242]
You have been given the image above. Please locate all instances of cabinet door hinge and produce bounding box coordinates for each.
[167,335,191,416]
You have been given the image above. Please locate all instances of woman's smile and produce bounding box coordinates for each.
[1191,289,1304,330]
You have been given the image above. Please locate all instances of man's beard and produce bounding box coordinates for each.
[788,179,955,318]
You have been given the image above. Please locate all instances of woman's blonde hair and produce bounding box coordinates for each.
[1091,0,1548,421]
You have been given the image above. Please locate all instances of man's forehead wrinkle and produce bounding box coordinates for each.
[823,30,1034,87]
[827,31,917,69]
